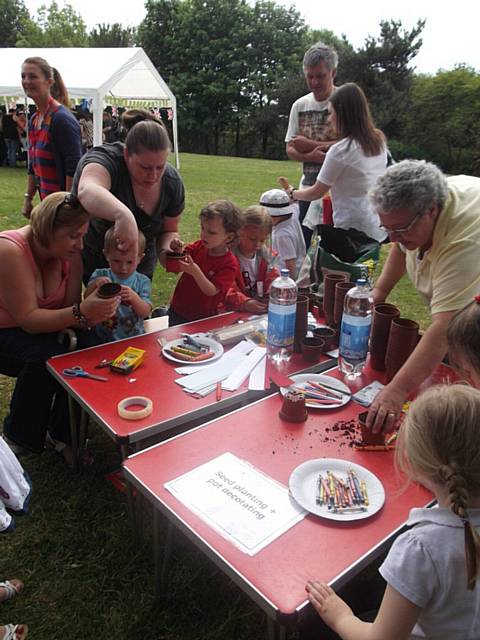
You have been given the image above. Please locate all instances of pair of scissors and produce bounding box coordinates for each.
[62,366,108,382]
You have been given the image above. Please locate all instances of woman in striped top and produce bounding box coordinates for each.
[21,57,82,217]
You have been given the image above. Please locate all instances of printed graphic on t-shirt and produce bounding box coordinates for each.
[299,109,332,183]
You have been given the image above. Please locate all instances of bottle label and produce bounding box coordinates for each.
[339,314,371,360]
[267,302,296,347]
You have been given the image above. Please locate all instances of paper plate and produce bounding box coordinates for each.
[280,373,351,409]
[289,458,385,521]
[162,335,224,365]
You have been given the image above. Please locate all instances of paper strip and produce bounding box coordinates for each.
[248,353,266,390]
[222,347,266,391]
[174,341,254,375]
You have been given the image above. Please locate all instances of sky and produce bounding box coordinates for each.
[22,0,479,74]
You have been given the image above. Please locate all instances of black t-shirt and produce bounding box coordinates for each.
[2,114,18,140]
[71,142,185,280]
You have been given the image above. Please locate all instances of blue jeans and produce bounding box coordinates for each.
[5,138,18,168]
[0,328,94,453]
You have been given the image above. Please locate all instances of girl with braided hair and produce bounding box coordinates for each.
[306,383,480,640]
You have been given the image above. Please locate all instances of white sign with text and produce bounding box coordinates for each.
[164,452,306,555]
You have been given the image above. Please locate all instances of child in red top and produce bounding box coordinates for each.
[168,200,243,326]
[225,205,279,313]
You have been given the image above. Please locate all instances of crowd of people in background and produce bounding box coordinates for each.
[1,44,480,640]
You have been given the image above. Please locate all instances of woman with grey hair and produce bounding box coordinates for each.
[366,159,480,433]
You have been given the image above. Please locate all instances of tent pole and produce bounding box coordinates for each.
[172,97,180,170]
[92,92,103,147]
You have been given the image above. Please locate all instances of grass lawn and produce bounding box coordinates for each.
[0,156,430,640]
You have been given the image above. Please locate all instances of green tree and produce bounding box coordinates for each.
[17,1,88,47]
[405,66,480,174]
[0,0,32,47]
[89,23,136,47]
[138,0,306,156]
[344,20,425,137]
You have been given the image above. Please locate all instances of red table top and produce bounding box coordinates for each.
[123,364,458,622]
[47,312,333,446]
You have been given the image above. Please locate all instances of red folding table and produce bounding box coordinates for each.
[122,363,458,638]
[47,312,335,463]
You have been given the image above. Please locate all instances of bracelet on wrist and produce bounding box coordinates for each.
[72,303,89,330]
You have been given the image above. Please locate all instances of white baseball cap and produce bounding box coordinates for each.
[259,189,296,217]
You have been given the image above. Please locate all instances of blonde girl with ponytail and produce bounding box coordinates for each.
[306,383,480,640]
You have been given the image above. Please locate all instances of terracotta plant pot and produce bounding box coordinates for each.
[279,390,308,423]
[294,294,309,353]
[301,337,324,363]
[358,411,385,445]
[370,303,401,371]
[323,273,347,327]
[385,318,420,382]
[312,326,337,352]
[333,281,354,327]
[165,251,187,273]
[97,282,122,299]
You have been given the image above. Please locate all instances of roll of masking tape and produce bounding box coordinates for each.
[117,396,153,420]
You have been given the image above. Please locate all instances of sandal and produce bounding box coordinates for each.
[45,433,93,468]
[0,624,28,640]
[0,580,23,603]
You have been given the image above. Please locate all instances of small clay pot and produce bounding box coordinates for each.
[165,251,186,273]
[294,294,309,353]
[97,282,122,299]
[358,411,385,445]
[323,273,347,327]
[312,326,337,352]
[301,337,324,363]
[370,303,401,371]
[333,281,354,327]
[279,390,308,423]
[385,318,419,382]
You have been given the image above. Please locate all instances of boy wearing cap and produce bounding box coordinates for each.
[260,189,306,280]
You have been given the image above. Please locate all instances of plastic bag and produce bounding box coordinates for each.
[0,438,31,514]
[297,227,380,288]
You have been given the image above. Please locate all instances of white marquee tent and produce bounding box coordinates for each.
[0,47,179,167]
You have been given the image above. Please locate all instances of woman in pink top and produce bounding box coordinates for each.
[0,192,118,465]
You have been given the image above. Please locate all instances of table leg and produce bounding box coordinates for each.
[77,408,88,467]
[267,617,287,640]
[154,515,173,595]
[124,475,139,546]
[67,395,79,472]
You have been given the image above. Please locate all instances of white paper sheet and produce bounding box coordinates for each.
[222,347,266,391]
[165,452,306,555]
[174,341,254,375]
[248,354,266,390]
[175,343,255,393]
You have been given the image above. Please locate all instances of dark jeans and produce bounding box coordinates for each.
[298,200,314,250]
[0,327,93,453]
[5,138,19,168]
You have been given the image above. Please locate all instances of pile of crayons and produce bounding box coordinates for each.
[293,379,348,405]
[316,468,369,514]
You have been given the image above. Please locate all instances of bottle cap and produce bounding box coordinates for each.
[356,278,367,286]
[280,268,290,277]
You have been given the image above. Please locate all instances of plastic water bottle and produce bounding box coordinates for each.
[338,279,373,378]
[267,269,297,363]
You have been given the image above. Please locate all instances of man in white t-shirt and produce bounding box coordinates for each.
[285,42,338,248]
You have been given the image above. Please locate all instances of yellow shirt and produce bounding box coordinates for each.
[403,175,480,314]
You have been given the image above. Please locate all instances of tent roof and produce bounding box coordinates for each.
[0,47,175,103]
